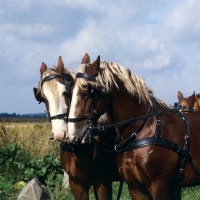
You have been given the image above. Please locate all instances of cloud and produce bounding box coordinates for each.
[0,0,200,114]
[51,0,104,13]
[166,0,200,44]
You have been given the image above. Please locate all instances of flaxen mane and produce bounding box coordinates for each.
[78,61,171,108]
[78,61,152,104]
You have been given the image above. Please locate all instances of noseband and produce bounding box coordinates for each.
[40,69,73,122]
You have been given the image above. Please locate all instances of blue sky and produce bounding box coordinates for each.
[0,0,200,114]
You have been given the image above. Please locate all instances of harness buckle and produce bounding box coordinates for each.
[98,126,106,132]
[156,120,161,126]
[177,104,184,110]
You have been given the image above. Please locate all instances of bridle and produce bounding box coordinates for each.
[67,69,110,143]
[34,69,73,122]
[174,102,195,113]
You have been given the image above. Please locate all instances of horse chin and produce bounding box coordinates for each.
[53,131,69,143]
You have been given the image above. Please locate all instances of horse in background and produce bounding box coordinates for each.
[67,54,200,200]
[33,56,121,200]
[177,91,200,112]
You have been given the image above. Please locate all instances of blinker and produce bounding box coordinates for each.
[33,87,45,104]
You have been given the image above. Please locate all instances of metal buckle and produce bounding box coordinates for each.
[156,120,161,126]
[176,146,180,153]
[98,126,105,132]
[177,104,184,110]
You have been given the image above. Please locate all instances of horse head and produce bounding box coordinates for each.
[177,91,197,112]
[33,56,75,142]
[68,54,112,144]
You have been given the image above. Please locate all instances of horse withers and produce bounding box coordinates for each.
[33,56,121,200]
[67,54,200,200]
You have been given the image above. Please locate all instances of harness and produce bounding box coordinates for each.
[71,71,200,182]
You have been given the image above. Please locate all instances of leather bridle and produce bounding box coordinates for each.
[67,70,110,143]
[174,102,195,113]
[34,69,73,122]
[68,71,110,121]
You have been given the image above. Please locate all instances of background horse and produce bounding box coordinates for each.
[33,56,121,200]
[177,91,200,111]
[68,54,200,200]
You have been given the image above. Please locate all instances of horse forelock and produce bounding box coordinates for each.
[37,67,75,103]
[77,62,153,105]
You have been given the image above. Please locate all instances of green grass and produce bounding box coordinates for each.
[1,119,200,199]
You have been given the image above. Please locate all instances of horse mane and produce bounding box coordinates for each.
[77,61,171,108]
[37,67,75,102]
[96,113,108,125]
[77,62,150,105]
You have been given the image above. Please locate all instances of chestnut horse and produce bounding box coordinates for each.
[33,56,121,200]
[67,54,200,200]
[177,91,200,112]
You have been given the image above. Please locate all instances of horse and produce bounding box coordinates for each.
[67,54,200,200]
[33,56,121,200]
[177,91,200,112]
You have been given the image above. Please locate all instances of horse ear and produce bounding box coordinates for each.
[81,53,90,64]
[57,56,65,74]
[178,91,184,101]
[86,55,100,76]
[40,62,47,76]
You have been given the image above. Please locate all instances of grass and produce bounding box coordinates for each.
[0,118,200,199]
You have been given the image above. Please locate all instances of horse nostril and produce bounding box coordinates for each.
[63,131,66,138]
[63,131,69,141]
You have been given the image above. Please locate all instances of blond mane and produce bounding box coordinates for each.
[77,61,171,108]
[77,62,152,105]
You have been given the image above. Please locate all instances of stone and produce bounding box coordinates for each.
[62,171,69,189]
[18,178,55,200]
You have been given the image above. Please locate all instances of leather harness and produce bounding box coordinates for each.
[70,70,200,181]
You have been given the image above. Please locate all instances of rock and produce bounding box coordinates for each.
[62,171,69,189]
[18,178,55,200]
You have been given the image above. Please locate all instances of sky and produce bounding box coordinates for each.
[0,0,200,114]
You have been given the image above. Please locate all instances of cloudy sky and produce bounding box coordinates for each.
[0,0,200,114]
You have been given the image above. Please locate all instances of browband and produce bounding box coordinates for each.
[76,73,97,82]
[41,74,68,86]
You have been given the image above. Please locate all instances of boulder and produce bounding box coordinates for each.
[18,178,55,200]
[62,171,69,189]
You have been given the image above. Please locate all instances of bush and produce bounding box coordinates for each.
[0,143,64,199]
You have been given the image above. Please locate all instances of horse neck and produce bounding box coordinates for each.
[109,86,151,141]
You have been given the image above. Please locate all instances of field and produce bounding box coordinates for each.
[0,119,200,199]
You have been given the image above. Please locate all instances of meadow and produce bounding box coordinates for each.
[0,118,200,199]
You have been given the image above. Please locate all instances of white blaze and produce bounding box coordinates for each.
[68,83,79,141]
[43,82,68,141]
